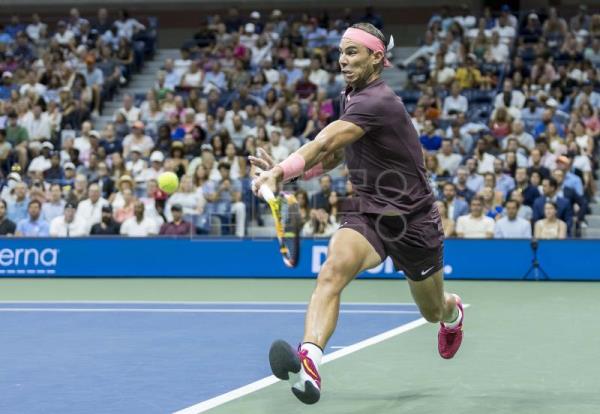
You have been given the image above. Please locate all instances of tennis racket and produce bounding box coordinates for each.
[259,184,301,268]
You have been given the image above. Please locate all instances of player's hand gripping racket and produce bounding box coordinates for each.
[257,181,301,268]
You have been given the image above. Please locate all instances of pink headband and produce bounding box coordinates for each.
[342,27,393,68]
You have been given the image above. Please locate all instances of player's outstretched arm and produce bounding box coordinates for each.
[252,120,364,194]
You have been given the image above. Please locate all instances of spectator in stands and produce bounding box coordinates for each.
[419,120,442,152]
[115,94,141,126]
[442,82,468,118]
[160,203,194,236]
[552,167,586,225]
[302,208,337,237]
[510,189,533,221]
[114,187,136,223]
[208,161,245,237]
[81,54,103,116]
[441,182,468,222]
[120,201,157,236]
[0,199,16,235]
[6,111,28,170]
[90,204,120,235]
[453,166,476,203]
[454,54,481,89]
[436,139,462,176]
[310,174,333,211]
[7,181,29,223]
[494,79,525,112]
[494,200,531,239]
[434,200,455,237]
[42,183,66,223]
[75,182,108,230]
[49,202,87,237]
[123,121,153,158]
[533,177,573,232]
[15,199,49,236]
[485,30,509,63]
[455,196,495,238]
[534,201,567,239]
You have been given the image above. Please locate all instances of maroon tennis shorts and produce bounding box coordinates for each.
[339,206,444,281]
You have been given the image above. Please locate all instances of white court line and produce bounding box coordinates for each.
[0,307,419,315]
[173,303,470,414]
[0,300,417,306]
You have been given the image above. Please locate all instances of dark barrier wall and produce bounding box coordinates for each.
[0,238,597,280]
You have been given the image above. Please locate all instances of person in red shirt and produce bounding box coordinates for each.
[159,203,194,236]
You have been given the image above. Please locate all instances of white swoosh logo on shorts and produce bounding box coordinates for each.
[421,266,434,276]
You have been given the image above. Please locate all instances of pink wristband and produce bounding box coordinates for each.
[278,153,306,181]
[302,163,324,180]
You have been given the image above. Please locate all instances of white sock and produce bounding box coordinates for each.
[443,306,462,329]
[301,342,323,366]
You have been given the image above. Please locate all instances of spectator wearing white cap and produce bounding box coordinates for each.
[42,183,66,223]
[122,121,153,158]
[120,201,158,236]
[27,141,54,174]
[137,151,165,184]
[49,202,88,236]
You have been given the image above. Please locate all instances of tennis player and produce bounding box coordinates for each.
[251,22,464,405]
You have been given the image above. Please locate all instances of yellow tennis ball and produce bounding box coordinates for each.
[157,172,179,194]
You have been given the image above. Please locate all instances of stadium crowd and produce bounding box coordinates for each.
[0,5,598,239]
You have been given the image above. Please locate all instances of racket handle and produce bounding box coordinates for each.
[259,184,276,202]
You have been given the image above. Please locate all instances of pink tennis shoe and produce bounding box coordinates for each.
[438,295,464,359]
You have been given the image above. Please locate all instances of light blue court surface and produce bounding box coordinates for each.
[0,302,422,414]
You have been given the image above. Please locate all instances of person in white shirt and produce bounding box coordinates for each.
[162,59,181,90]
[180,61,204,88]
[126,145,148,186]
[486,31,509,63]
[75,183,108,231]
[137,151,165,185]
[26,13,47,43]
[122,121,154,158]
[281,122,301,153]
[19,72,47,97]
[494,14,516,45]
[28,142,53,174]
[436,139,462,176]
[442,82,468,118]
[268,130,289,163]
[73,122,95,163]
[308,58,329,89]
[120,201,158,236]
[50,202,88,237]
[114,94,141,126]
[114,10,146,41]
[494,79,525,110]
[494,200,532,239]
[21,105,52,143]
[53,21,75,46]
[456,196,495,238]
[505,120,535,152]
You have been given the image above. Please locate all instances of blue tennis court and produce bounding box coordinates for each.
[0,301,423,414]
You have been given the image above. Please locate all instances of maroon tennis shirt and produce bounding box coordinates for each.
[339,77,435,218]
